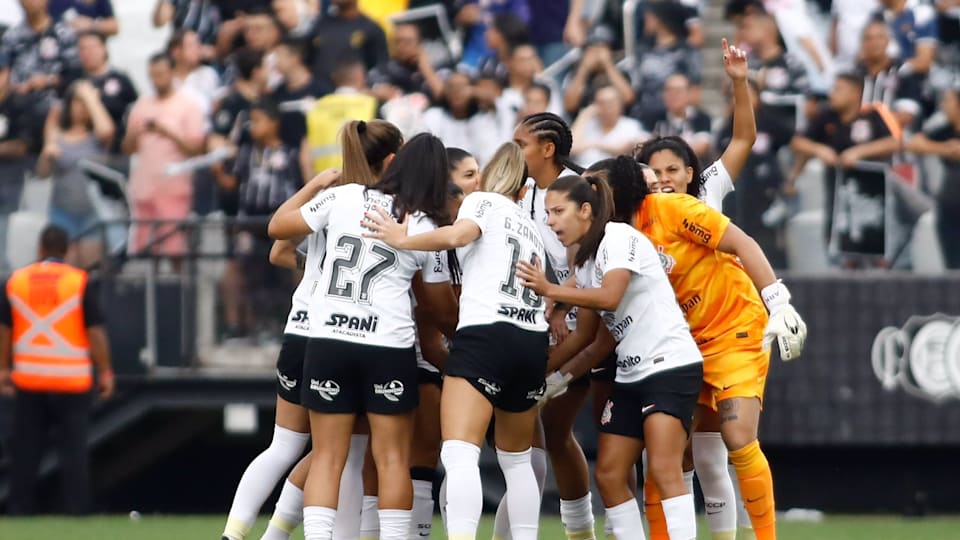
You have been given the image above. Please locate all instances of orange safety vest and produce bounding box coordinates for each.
[7,261,93,393]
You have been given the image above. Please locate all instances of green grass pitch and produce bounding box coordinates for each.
[2,514,960,539]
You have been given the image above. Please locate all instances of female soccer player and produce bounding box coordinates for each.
[267,133,457,540]
[588,153,808,540]
[447,147,481,195]
[362,142,548,540]
[221,119,402,540]
[636,38,762,540]
[513,112,598,540]
[515,174,705,540]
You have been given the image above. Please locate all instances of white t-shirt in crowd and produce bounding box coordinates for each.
[573,116,646,169]
[283,226,325,337]
[576,222,702,384]
[421,101,514,166]
[299,183,450,348]
[456,191,549,333]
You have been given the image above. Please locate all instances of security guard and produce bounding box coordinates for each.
[0,225,114,515]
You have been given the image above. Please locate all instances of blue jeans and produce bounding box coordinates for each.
[49,205,99,241]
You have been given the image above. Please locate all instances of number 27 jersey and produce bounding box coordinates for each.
[300,184,450,348]
[456,192,548,333]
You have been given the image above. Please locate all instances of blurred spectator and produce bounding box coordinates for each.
[570,85,646,167]
[831,0,880,69]
[476,13,528,82]
[48,0,117,38]
[563,29,634,117]
[270,36,327,149]
[518,80,551,118]
[499,43,561,117]
[741,8,809,98]
[214,98,300,338]
[641,73,712,159]
[790,73,899,239]
[301,55,376,177]
[454,0,529,69]
[529,0,584,66]
[36,80,113,268]
[123,53,205,258]
[152,0,222,61]
[308,0,388,91]
[628,1,701,122]
[718,80,792,268]
[678,0,705,48]
[0,0,80,152]
[873,0,939,75]
[369,22,445,102]
[168,29,220,121]
[0,59,30,275]
[906,87,960,269]
[857,19,923,129]
[421,71,506,165]
[0,0,24,37]
[211,48,265,146]
[74,31,136,155]
[727,0,833,92]
[272,0,319,36]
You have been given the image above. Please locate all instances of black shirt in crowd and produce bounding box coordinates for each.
[232,143,303,217]
[269,76,329,149]
[641,106,712,143]
[86,68,138,154]
[309,14,389,90]
[0,90,31,213]
[924,122,960,210]
[804,107,893,155]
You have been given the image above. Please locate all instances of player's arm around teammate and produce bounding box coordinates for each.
[364,143,549,540]
[516,174,705,540]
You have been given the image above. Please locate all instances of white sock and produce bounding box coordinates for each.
[603,509,613,539]
[683,470,695,498]
[438,475,449,528]
[605,499,646,540]
[303,506,336,540]
[359,495,379,540]
[692,433,737,536]
[440,440,483,538]
[335,434,368,540]
[224,425,309,538]
[493,447,547,540]
[497,448,540,540]
[410,478,435,538]
[560,493,596,539]
[661,494,697,540]
[731,463,756,537]
[260,480,303,540]
[379,508,412,540]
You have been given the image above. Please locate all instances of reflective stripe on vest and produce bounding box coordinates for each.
[8,262,93,393]
[9,295,89,360]
[306,93,378,173]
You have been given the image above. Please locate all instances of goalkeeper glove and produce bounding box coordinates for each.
[761,280,808,361]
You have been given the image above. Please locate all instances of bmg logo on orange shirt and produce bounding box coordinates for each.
[682,218,712,244]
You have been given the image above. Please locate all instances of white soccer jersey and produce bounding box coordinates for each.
[282,228,325,337]
[519,169,579,328]
[456,191,549,333]
[700,159,734,212]
[299,184,450,348]
[577,222,702,384]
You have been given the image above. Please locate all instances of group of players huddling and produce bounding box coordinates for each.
[218,40,809,540]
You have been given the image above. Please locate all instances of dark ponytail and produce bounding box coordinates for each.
[634,136,703,198]
[548,175,614,267]
[373,133,451,227]
[519,112,585,175]
[586,156,652,224]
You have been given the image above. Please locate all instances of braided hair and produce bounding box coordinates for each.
[518,112,584,175]
[585,156,652,224]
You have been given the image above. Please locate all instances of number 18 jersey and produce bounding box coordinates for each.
[455,192,549,333]
[299,184,450,348]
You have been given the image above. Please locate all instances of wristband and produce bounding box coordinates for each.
[761,280,791,314]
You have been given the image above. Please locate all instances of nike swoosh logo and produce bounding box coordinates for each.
[706,510,722,515]
[746,496,763,503]
[642,404,656,413]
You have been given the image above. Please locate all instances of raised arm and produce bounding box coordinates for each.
[718,39,756,182]
[267,169,342,239]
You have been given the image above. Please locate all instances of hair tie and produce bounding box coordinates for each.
[357,120,367,134]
